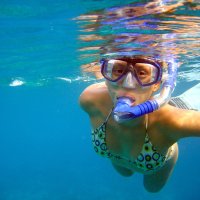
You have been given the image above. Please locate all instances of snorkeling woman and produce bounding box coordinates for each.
[79,56,200,193]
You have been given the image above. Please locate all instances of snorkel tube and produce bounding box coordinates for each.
[113,58,178,123]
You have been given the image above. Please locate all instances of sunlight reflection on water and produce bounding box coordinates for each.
[75,0,200,83]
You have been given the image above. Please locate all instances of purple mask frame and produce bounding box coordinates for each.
[100,57,163,87]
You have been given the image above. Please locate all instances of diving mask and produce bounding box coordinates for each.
[101,57,162,88]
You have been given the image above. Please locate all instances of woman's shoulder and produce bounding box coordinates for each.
[79,82,111,114]
[81,82,107,93]
[152,104,186,126]
[79,82,108,102]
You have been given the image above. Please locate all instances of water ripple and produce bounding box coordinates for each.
[75,0,200,81]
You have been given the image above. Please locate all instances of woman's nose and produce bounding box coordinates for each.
[122,72,138,89]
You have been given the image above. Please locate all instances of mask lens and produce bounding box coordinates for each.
[134,63,158,85]
[103,60,127,81]
[101,58,161,86]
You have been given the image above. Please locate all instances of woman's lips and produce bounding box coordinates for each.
[130,100,136,107]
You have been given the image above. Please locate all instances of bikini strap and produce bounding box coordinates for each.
[145,114,148,130]
[104,107,114,123]
[145,114,149,139]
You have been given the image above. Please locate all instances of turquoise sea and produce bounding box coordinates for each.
[0,0,200,199]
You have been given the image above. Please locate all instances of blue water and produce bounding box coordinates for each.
[0,1,200,199]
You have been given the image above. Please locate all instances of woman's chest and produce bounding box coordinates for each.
[105,122,171,159]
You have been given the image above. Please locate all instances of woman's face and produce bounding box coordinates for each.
[106,79,160,106]
[101,57,163,106]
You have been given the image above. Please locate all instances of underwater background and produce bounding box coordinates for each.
[0,0,200,199]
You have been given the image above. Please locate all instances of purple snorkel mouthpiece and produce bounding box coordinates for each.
[113,97,159,122]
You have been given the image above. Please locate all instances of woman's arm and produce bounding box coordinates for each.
[173,108,200,138]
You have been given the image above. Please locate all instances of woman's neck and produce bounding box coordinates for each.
[114,114,147,129]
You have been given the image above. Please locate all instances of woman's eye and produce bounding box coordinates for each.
[138,70,147,76]
[117,69,123,74]
[113,68,123,74]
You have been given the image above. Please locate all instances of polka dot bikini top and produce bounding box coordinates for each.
[92,110,172,172]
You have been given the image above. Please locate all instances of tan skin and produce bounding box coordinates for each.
[79,77,200,193]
